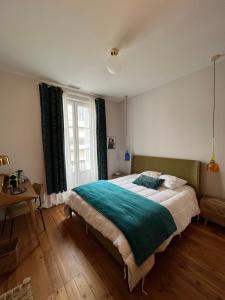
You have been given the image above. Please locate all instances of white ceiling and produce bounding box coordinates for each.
[0,0,225,99]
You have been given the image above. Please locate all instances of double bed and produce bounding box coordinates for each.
[65,155,201,292]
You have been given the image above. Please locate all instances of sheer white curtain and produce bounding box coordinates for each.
[63,93,98,191]
[42,92,98,207]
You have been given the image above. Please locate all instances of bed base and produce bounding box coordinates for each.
[69,208,149,294]
[67,206,197,295]
[70,209,124,265]
[68,208,147,294]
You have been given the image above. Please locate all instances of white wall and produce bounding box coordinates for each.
[0,71,45,183]
[0,71,125,184]
[105,99,126,178]
[128,59,225,198]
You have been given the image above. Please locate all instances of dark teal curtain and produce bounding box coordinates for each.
[95,98,108,179]
[39,83,67,194]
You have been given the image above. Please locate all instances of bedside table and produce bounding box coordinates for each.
[200,196,225,226]
[111,172,128,179]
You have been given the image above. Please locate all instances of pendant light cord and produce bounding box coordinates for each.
[212,60,216,155]
[213,60,215,140]
[125,96,128,144]
[125,96,127,137]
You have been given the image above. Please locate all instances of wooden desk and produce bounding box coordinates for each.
[0,180,40,245]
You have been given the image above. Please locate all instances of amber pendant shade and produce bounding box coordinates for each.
[207,160,219,172]
[207,152,219,172]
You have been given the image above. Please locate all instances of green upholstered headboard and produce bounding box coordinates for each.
[131,155,201,197]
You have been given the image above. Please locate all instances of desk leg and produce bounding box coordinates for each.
[28,200,40,246]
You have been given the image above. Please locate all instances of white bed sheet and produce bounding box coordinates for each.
[65,174,200,291]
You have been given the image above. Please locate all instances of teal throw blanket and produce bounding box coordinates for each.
[73,180,177,266]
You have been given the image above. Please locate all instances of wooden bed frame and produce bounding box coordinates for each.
[68,155,201,285]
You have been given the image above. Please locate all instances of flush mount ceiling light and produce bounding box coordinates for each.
[106,48,121,75]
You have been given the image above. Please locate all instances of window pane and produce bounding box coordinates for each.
[77,105,91,171]
[69,127,73,139]
[70,151,75,172]
[67,104,73,127]
[78,105,89,128]
[67,103,76,173]
[79,149,91,171]
[78,128,90,147]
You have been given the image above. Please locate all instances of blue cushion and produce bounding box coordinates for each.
[133,175,165,190]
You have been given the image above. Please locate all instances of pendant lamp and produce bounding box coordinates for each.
[124,96,131,161]
[207,55,222,172]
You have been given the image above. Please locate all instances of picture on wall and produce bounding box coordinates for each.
[107,136,116,149]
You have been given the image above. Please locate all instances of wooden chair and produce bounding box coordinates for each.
[32,183,46,230]
[1,183,45,239]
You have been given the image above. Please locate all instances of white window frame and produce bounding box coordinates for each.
[63,92,98,190]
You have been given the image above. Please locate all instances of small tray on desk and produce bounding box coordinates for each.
[10,187,27,195]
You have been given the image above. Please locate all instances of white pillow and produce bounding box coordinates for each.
[141,170,162,178]
[159,174,187,189]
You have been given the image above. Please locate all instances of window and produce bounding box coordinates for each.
[64,94,98,190]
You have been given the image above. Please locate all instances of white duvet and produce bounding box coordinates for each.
[65,174,200,291]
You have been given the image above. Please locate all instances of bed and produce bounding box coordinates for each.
[65,155,201,292]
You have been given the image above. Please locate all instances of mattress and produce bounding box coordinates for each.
[65,174,200,291]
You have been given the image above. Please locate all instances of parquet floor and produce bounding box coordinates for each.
[0,205,225,299]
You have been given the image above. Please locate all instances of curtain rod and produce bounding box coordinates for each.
[38,80,103,98]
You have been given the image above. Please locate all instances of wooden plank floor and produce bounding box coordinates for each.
[0,205,225,299]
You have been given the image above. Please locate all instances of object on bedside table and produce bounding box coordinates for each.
[200,196,225,226]
[111,172,128,179]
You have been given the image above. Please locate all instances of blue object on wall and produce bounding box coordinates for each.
[125,150,130,161]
